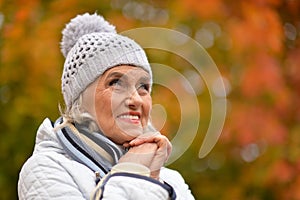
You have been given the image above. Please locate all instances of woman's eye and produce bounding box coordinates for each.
[109,79,121,86]
[138,83,150,92]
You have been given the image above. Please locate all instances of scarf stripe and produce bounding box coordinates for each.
[61,127,109,173]
[56,128,107,177]
[54,118,126,178]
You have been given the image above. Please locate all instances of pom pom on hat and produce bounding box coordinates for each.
[60,13,152,108]
[61,13,116,57]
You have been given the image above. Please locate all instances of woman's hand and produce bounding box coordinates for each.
[119,142,158,170]
[119,131,172,180]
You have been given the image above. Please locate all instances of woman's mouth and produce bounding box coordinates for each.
[117,113,141,124]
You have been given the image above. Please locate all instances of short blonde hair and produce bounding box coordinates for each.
[60,94,99,132]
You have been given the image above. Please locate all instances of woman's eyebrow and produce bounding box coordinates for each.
[138,76,151,83]
[106,72,128,80]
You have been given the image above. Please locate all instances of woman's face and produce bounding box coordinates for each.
[94,65,152,144]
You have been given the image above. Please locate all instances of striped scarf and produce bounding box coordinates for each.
[54,118,126,180]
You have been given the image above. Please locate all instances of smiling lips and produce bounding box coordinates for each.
[117,112,141,124]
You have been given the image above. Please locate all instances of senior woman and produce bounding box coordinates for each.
[18,13,194,199]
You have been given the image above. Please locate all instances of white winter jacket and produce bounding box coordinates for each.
[18,118,195,199]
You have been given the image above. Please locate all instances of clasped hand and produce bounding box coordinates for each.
[119,131,172,180]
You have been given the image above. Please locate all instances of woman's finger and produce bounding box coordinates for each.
[129,131,160,146]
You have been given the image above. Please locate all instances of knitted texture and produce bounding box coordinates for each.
[60,13,152,107]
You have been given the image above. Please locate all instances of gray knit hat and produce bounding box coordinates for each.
[60,13,152,108]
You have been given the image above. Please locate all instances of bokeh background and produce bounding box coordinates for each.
[1,0,300,199]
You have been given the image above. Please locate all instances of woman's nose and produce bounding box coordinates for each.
[125,90,143,109]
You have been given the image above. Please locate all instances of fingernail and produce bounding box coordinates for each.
[129,141,135,145]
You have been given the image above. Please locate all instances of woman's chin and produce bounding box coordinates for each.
[116,121,144,138]
[123,127,143,139]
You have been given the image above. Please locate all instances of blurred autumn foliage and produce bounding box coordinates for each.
[1,0,300,199]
